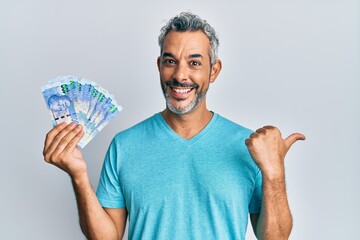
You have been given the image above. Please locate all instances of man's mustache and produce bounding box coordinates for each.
[165,81,198,89]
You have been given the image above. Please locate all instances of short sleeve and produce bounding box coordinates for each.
[96,138,126,208]
[248,169,263,214]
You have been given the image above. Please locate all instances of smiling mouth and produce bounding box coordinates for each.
[170,86,194,94]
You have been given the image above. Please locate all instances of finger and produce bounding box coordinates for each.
[245,138,251,146]
[51,124,83,158]
[43,122,67,154]
[64,127,84,153]
[249,132,259,138]
[284,133,306,151]
[262,125,282,138]
[44,123,78,160]
[255,128,266,133]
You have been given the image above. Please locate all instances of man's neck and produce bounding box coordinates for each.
[161,104,213,140]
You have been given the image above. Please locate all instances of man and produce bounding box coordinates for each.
[43,12,305,240]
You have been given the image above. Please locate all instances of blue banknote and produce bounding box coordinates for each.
[81,103,122,147]
[42,76,122,148]
[42,81,79,126]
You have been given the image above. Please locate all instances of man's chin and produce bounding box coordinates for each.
[164,91,206,115]
[167,102,195,115]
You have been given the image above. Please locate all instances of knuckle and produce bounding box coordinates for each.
[263,125,275,131]
[67,139,76,147]
[45,131,53,140]
[58,156,66,165]
[67,141,76,148]
[58,155,70,167]
[58,139,68,149]
[264,128,273,135]
[53,134,62,143]
[268,126,279,132]
[255,128,263,133]
[271,128,281,136]
[43,153,51,162]
[245,138,254,146]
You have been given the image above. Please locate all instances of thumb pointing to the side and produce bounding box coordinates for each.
[284,133,306,152]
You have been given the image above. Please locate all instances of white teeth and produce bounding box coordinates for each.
[172,87,192,94]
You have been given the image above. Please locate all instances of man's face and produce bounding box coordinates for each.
[157,30,220,115]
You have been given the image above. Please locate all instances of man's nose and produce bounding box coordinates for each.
[172,61,189,82]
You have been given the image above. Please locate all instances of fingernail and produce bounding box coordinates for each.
[70,122,76,127]
[76,125,82,129]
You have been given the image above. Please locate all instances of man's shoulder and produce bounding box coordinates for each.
[215,113,254,137]
[112,113,159,142]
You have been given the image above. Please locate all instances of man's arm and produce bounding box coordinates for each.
[43,122,127,239]
[246,126,305,240]
[72,174,127,239]
[249,176,292,239]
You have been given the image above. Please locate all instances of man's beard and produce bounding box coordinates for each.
[160,79,208,115]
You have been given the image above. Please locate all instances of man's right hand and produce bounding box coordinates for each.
[43,122,127,239]
[43,122,86,180]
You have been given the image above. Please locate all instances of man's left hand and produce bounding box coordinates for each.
[245,126,305,179]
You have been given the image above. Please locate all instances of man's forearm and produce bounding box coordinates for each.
[71,174,119,240]
[256,174,292,240]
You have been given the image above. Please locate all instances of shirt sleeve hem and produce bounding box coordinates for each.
[97,197,126,209]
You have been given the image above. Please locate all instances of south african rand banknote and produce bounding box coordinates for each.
[41,76,122,148]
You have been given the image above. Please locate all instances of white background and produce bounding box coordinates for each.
[0,0,359,239]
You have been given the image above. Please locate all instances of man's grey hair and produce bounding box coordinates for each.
[158,12,219,65]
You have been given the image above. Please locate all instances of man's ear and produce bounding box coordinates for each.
[157,57,161,72]
[210,59,222,83]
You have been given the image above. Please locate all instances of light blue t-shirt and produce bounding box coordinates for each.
[96,113,262,240]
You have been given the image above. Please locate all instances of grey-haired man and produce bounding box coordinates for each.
[43,12,305,239]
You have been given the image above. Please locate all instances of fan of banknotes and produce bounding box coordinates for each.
[41,76,122,148]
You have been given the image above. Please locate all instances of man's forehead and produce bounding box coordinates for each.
[162,30,211,54]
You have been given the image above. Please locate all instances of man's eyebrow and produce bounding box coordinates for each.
[162,52,203,59]
[162,52,174,58]
[189,54,203,58]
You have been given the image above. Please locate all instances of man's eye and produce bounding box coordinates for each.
[190,61,201,66]
[163,59,175,64]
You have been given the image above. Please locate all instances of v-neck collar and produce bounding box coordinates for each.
[155,112,218,145]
